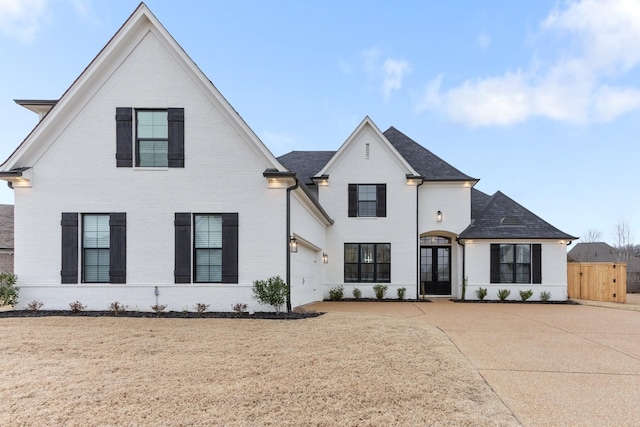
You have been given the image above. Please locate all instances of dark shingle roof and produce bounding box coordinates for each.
[277,151,335,185]
[383,127,476,181]
[0,205,14,249]
[567,242,617,262]
[460,191,576,240]
[471,188,492,220]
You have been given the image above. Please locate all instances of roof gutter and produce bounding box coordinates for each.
[285,179,299,313]
[0,167,31,189]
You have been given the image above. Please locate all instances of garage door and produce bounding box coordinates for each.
[290,246,321,307]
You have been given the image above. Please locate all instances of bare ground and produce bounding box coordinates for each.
[0,313,518,426]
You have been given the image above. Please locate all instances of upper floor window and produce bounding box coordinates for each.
[137,110,168,167]
[116,107,184,168]
[348,184,386,217]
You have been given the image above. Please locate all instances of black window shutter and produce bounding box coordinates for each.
[376,184,387,217]
[109,213,127,283]
[61,212,79,284]
[532,244,542,284]
[115,107,133,167]
[174,213,192,283]
[168,108,185,168]
[348,184,357,217]
[221,213,239,283]
[490,244,500,284]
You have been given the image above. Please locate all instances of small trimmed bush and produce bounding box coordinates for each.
[26,300,44,311]
[69,301,86,312]
[497,289,511,301]
[352,287,362,300]
[540,291,551,302]
[475,287,487,301]
[328,285,344,301]
[232,303,247,314]
[519,289,533,302]
[252,276,289,313]
[151,304,167,314]
[109,301,128,315]
[196,303,210,314]
[373,284,388,300]
[397,287,407,300]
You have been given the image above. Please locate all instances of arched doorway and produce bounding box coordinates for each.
[420,236,451,295]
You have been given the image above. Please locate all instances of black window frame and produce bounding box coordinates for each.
[348,184,386,217]
[344,243,391,283]
[490,243,541,284]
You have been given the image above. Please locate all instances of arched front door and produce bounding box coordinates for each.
[420,236,451,295]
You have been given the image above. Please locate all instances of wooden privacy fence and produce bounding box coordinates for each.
[567,262,626,303]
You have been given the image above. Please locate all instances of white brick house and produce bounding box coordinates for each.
[0,4,575,311]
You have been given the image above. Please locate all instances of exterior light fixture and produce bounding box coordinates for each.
[290,236,298,253]
[322,253,328,264]
[437,210,442,222]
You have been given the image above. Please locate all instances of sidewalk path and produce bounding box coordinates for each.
[308,299,640,426]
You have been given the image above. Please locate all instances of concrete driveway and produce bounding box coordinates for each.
[307,299,640,426]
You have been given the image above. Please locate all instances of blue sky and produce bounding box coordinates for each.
[1,0,639,245]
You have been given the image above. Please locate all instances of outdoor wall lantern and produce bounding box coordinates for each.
[437,210,443,222]
[322,253,329,264]
[290,236,298,253]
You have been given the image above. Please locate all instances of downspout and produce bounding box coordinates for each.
[416,179,424,299]
[457,238,466,299]
[286,179,299,313]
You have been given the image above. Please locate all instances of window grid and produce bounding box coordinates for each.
[136,110,168,167]
[344,243,390,283]
[499,244,531,283]
[194,214,223,283]
[83,214,110,283]
[357,185,377,217]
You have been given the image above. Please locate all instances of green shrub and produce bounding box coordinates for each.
[519,289,533,302]
[497,289,511,301]
[373,284,388,300]
[475,287,487,301]
[540,291,551,302]
[0,273,19,306]
[397,287,407,300]
[69,301,86,312]
[328,285,344,301]
[352,287,362,299]
[252,276,289,313]
[26,300,44,311]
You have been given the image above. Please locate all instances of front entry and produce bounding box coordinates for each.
[420,246,451,295]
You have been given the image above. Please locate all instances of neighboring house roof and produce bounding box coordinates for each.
[277,151,335,185]
[567,242,618,263]
[383,127,477,182]
[0,205,14,249]
[460,191,576,240]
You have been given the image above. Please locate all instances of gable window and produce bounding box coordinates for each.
[61,212,126,284]
[174,213,238,284]
[348,184,386,217]
[344,243,390,283]
[116,107,184,168]
[490,244,541,284]
[137,110,168,167]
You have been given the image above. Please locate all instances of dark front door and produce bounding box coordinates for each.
[420,246,451,295]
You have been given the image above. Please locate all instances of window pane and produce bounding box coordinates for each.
[516,264,531,283]
[500,245,514,263]
[361,264,374,282]
[516,245,531,263]
[438,248,449,281]
[138,140,168,167]
[84,215,109,248]
[195,249,222,282]
[358,185,376,201]
[137,111,168,138]
[344,264,359,282]
[360,244,374,263]
[358,201,376,217]
[377,263,390,282]
[376,244,390,263]
[344,244,359,263]
[84,248,109,282]
[195,215,222,248]
[500,264,513,283]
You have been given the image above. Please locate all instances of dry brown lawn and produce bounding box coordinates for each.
[0,312,518,426]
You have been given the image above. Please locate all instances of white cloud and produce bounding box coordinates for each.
[381,58,410,100]
[0,0,47,42]
[361,46,411,100]
[419,0,640,126]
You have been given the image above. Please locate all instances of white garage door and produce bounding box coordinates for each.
[290,246,322,308]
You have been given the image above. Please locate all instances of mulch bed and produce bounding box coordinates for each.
[451,299,580,304]
[323,298,432,302]
[0,310,323,319]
